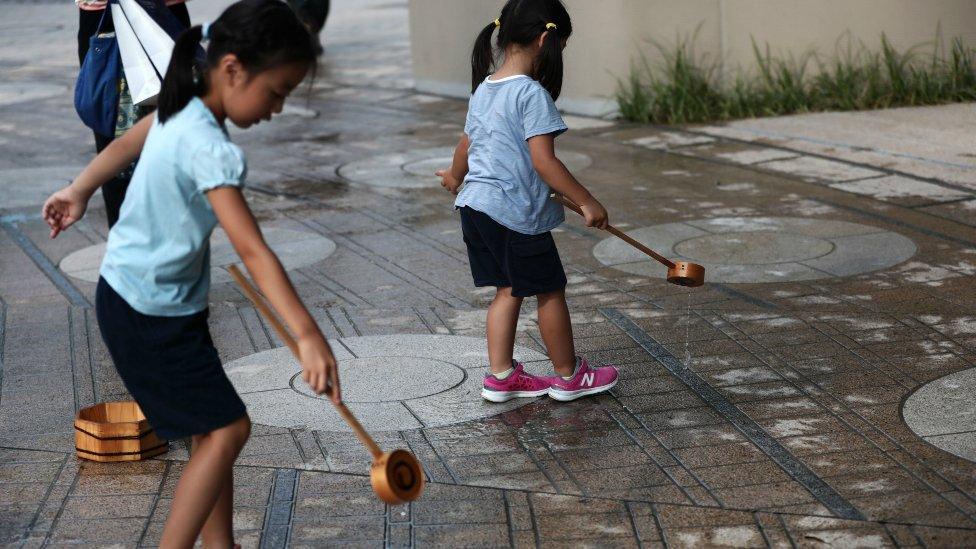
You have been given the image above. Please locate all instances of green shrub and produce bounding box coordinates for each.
[615,30,976,124]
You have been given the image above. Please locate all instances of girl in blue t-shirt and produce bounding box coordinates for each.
[42,1,339,546]
[437,0,619,403]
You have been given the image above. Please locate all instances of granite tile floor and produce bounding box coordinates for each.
[2,0,976,547]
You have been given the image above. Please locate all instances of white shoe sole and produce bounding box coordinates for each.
[481,388,549,403]
[548,377,618,402]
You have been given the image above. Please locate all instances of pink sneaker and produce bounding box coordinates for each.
[548,357,619,401]
[481,361,552,402]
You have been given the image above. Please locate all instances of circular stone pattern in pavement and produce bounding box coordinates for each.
[338,146,592,189]
[291,356,465,403]
[60,228,336,284]
[225,334,549,431]
[903,368,976,463]
[673,232,834,265]
[593,217,916,283]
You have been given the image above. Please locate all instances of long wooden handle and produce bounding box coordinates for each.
[551,195,675,269]
[226,264,384,459]
[228,265,300,356]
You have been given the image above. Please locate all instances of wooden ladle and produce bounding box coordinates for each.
[227,265,424,504]
[552,194,705,287]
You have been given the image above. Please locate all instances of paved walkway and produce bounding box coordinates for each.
[2,1,976,547]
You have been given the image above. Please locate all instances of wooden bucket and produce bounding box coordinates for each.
[74,401,168,462]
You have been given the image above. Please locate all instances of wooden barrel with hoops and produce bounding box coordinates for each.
[74,401,167,462]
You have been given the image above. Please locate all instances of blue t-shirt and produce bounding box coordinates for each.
[100,97,247,316]
[455,75,568,235]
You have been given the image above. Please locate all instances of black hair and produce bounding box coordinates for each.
[158,0,317,123]
[471,0,572,99]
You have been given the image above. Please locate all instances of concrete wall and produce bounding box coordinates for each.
[408,0,976,116]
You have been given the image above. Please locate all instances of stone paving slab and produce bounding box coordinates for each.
[8,457,976,547]
[697,104,976,192]
[831,176,973,207]
[760,156,885,183]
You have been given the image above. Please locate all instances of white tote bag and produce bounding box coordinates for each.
[111,0,175,106]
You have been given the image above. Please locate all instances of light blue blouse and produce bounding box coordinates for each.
[455,75,568,235]
[100,97,246,316]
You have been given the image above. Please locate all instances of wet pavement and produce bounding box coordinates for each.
[2,1,976,547]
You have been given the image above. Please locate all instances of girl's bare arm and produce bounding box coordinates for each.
[436,134,469,194]
[42,114,154,237]
[207,187,341,402]
[73,114,153,198]
[528,133,609,229]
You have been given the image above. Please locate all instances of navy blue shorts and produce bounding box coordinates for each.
[95,278,247,440]
[459,206,567,297]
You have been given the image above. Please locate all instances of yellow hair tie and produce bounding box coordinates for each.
[494,18,501,28]
[545,22,557,30]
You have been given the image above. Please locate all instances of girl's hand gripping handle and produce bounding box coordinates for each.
[552,194,675,269]
[551,193,609,230]
[578,197,609,230]
[297,333,341,402]
[226,264,341,404]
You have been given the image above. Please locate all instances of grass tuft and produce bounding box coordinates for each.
[615,29,976,124]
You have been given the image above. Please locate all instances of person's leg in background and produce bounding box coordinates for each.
[167,1,190,29]
[94,133,129,227]
[77,7,126,227]
[77,7,112,64]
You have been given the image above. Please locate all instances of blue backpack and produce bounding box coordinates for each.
[74,9,121,137]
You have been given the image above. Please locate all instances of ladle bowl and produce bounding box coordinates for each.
[371,449,426,504]
[666,261,705,287]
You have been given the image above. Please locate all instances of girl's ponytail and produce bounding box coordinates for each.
[535,25,565,100]
[158,25,205,123]
[474,1,571,99]
[155,1,316,124]
[471,21,497,93]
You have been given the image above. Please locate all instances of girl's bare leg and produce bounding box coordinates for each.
[537,289,576,377]
[486,286,524,374]
[192,438,235,548]
[159,416,251,549]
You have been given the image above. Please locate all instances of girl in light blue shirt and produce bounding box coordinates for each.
[438,0,620,404]
[42,1,339,546]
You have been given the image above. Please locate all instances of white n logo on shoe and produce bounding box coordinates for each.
[581,372,595,387]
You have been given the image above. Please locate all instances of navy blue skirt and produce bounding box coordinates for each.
[95,277,247,440]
